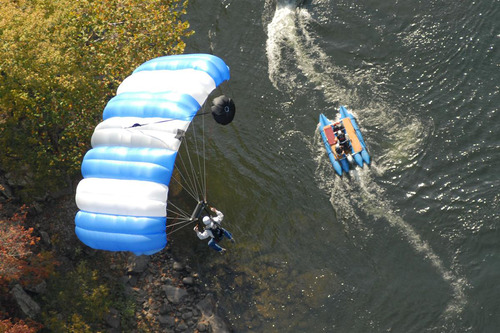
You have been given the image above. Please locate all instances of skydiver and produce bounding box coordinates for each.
[194,207,235,254]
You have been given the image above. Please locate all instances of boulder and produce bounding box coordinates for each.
[40,230,51,246]
[182,276,194,286]
[162,285,188,304]
[177,322,188,330]
[10,284,41,319]
[25,280,47,295]
[105,308,121,329]
[127,255,150,274]
[158,315,175,327]
[197,321,209,332]
[0,179,13,200]
[196,295,231,333]
[173,261,184,271]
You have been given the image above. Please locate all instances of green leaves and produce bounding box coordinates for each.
[0,0,193,199]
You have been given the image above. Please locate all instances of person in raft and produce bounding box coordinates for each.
[194,207,235,254]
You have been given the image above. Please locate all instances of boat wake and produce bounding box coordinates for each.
[314,134,467,316]
[266,0,467,319]
[265,0,350,101]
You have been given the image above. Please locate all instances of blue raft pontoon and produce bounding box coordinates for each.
[319,106,370,176]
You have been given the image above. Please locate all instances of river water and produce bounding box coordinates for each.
[168,0,500,332]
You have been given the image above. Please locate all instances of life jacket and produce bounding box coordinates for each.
[209,222,224,242]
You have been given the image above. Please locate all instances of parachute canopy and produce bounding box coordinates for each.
[75,54,231,255]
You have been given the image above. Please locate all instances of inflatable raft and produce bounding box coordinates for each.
[319,106,370,176]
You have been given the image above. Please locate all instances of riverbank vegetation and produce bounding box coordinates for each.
[0,0,193,330]
[0,0,193,200]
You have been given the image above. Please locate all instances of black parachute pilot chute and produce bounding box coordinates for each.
[211,95,235,125]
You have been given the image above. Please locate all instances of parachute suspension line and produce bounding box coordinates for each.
[168,200,208,235]
[202,106,208,202]
[121,125,203,204]
[166,200,191,219]
[125,118,178,129]
[173,138,202,201]
[166,215,191,222]
[166,201,194,237]
[124,119,209,205]
[189,123,202,200]
[169,170,198,202]
[193,117,207,202]
[166,218,197,235]
[183,128,204,201]
[167,219,196,228]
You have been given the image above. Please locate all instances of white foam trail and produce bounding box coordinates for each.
[268,0,467,317]
[356,172,467,316]
[266,2,301,92]
[266,1,424,170]
[313,130,467,316]
[266,1,350,101]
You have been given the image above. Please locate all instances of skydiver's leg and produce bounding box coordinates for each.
[222,228,235,243]
[222,228,233,240]
[208,238,224,252]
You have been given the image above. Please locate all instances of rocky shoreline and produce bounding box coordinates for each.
[121,251,231,333]
[1,173,232,332]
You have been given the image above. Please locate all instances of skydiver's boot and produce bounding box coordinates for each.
[220,248,227,255]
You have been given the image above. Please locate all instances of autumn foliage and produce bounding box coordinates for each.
[0,205,56,332]
[0,0,194,330]
[0,0,193,200]
[0,206,50,289]
[0,318,43,333]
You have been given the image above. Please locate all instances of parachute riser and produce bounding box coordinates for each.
[190,200,212,230]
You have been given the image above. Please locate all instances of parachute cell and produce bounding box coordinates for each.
[74,54,231,255]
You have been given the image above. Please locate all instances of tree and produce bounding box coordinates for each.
[0,205,56,290]
[0,0,193,199]
[0,205,56,332]
[0,318,42,333]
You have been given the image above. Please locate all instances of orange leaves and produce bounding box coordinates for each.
[0,318,43,333]
[0,206,34,285]
[0,205,56,289]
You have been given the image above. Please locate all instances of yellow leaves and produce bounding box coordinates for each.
[0,0,193,200]
[41,260,114,330]
[67,314,93,333]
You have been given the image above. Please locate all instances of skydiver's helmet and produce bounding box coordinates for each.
[203,216,212,226]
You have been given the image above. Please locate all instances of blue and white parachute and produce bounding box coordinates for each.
[75,54,231,255]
